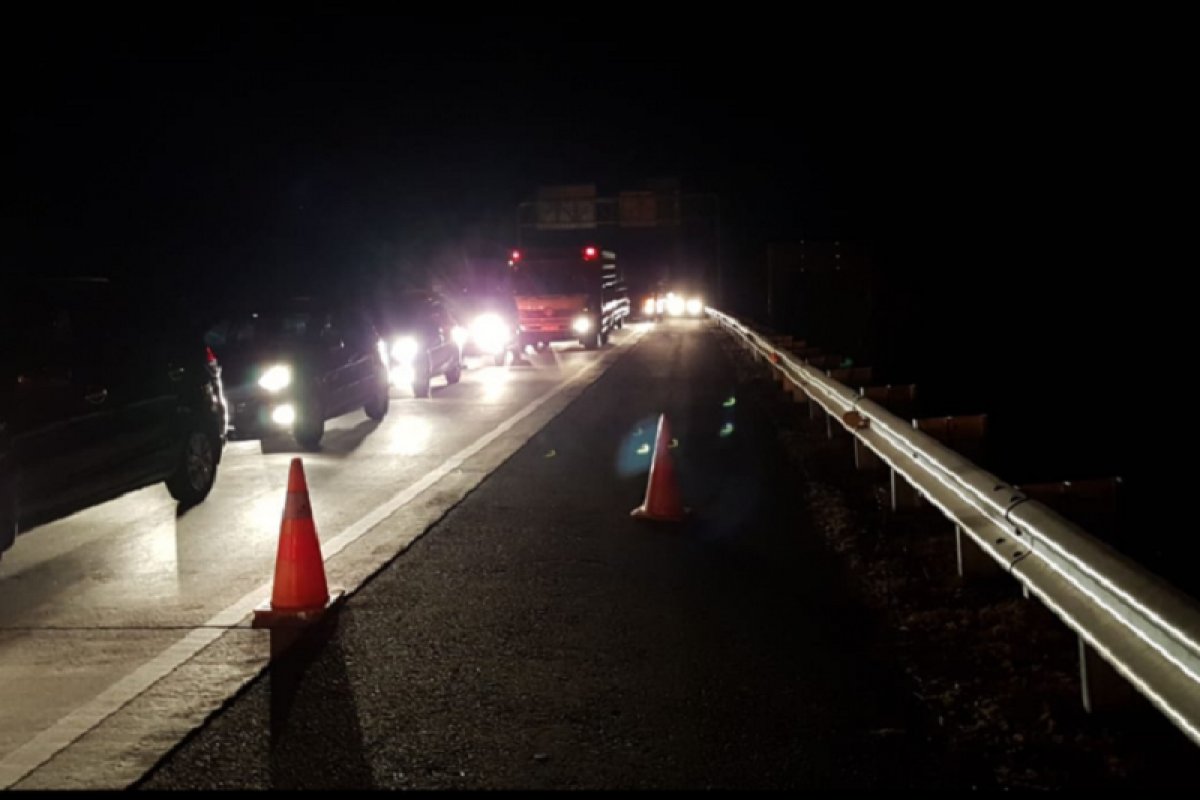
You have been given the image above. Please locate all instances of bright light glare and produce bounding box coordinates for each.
[389,416,433,455]
[390,364,415,388]
[687,299,703,315]
[656,299,666,313]
[471,314,509,354]
[667,296,686,316]
[573,317,592,334]
[258,365,291,393]
[451,326,468,347]
[478,364,512,401]
[392,337,420,362]
[643,298,656,315]
[272,404,296,426]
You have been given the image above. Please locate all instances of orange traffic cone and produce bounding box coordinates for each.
[254,459,345,628]
[632,414,688,522]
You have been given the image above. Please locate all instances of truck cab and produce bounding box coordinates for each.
[510,246,629,351]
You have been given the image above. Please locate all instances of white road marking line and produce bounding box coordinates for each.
[0,330,643,789]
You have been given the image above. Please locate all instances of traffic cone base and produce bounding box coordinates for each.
[631,505,689,523]
[253,588,346,629]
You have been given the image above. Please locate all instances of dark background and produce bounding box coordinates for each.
[8,14,1181,584]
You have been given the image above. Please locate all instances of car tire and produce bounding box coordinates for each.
[364,372,390,421]
[295,394,325,449]
[412,358,432,398]
[445,358,462,385]
[166,426,220,506]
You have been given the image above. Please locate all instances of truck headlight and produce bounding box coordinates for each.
[573,317,592,334]
[687,298,703,315]
[258,365,292,393]
[392,337,420,363]
[667,296,686,316]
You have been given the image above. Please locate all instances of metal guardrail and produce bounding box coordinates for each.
[708,308,1200,748]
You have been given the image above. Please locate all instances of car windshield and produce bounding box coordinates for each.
[204,309,333,350]
[376,294,431,329]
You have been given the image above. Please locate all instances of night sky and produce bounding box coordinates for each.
[12,16,887,286]
[12,14,1158,527]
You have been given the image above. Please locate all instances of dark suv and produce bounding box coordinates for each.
[1,278,227,564]
[205,297,390,449]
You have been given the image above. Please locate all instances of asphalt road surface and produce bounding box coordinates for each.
[0,326,644,789]
[137,321,965,790]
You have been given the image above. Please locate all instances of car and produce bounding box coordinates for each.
[205,297,390,450]
[375,291,466,397]
[1,278,227,564]
[447,287,521,367]
[640,285,706,320]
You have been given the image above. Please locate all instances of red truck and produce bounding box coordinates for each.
[509,245,629,351]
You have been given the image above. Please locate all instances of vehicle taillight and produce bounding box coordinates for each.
[206,347,217,365]
[584,247,598,260]
[511,250,521,262]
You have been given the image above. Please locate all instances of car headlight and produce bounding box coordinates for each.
[573,316,592,334]
[392,337,420,362]
[687,298,703,315]
[643,298,656,315]
[667,296,686,316]
[258,365,292,393]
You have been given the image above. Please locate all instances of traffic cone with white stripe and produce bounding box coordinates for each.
[632,414,688,522]
[254,458,345,628]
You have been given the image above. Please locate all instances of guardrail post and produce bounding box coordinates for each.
[891,469,921,511]
[787,383,810,405]
[956,525,1004,580]
[1079,637,1140,714]
[855,437,884,471]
